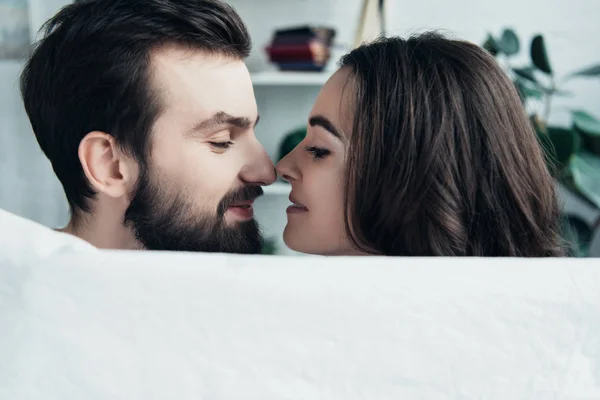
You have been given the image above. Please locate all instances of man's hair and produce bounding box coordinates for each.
[338,33,565,256]
[20,0,251,219]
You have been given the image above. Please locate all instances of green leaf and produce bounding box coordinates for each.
[567,64,600,78]
[538,86,572,96]
[513,66,537,83]
[514,78,544,103]
[552,89,573,97]
[261,237,278,255]
[514,80,526,104]
[525,85,545,100]
[482,34,499,56]
[560,214,592,257]
[545,126,580,171]
[530,114,545,134]
[530,35,553,74]
[572,110,600,136]
[499,28,520,56]
[568,152,600,209]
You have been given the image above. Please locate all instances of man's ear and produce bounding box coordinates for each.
[78,132,137,198]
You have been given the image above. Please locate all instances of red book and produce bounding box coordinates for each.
[266,42,329,63]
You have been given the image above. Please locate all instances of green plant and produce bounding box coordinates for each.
[483,28,600,255]
[278,127,307,162]
[561,215,595,257]
[261,237,278,255]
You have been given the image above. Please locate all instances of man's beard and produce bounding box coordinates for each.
[123,167,264,253]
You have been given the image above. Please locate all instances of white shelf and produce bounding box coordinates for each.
[263,182,291,196]
[251,70,332,86]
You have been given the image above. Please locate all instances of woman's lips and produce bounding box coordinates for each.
[287,195,308,214]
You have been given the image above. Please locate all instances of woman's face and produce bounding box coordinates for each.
[276,68,360,255]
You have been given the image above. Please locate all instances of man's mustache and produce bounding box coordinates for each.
[217,186,264,216]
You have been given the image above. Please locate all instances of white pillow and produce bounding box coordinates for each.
[1,241,599,399]
[0,208,96,266]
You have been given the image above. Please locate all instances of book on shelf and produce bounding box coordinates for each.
[266,41,330,65]
[265,25,337,73]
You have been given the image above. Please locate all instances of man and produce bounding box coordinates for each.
[20,0,276,253]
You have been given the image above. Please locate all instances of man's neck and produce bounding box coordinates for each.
[59,213,142,250]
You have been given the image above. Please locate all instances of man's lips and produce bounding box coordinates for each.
[227,200,255,219]
[228,200,255,208]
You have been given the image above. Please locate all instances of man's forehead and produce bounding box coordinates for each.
[150,46,244,94]
[149,46,257,121]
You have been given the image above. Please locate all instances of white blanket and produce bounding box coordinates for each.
[1,209,599,399]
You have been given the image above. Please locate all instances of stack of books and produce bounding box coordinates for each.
[265,26,336,72]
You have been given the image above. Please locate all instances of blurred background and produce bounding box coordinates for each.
[1,0,599,255]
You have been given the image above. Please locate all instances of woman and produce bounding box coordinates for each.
[276,33,565,256]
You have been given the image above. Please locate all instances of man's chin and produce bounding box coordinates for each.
[128,216,262,254]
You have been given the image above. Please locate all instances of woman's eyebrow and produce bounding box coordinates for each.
[309,115,342,140]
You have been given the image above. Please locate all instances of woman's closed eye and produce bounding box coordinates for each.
[306,146,331,160]
[209,141,234,149]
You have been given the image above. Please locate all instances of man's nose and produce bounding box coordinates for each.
[239,139,277,186]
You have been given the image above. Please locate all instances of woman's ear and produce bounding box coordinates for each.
[78,132,137,198]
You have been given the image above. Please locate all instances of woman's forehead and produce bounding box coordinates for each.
[311,68,355,138]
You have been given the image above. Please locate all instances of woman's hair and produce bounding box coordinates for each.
[338,33,565,256]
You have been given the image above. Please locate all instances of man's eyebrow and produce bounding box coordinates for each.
[309,115,342,139]
[187,111,260,135]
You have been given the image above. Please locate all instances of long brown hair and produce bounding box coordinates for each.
[339,33,565,256]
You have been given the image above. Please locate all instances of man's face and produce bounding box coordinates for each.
[124,46,276,253]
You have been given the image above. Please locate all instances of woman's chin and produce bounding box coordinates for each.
[282,229,305,253]
[283,233,343,256]
[283,229,322,255]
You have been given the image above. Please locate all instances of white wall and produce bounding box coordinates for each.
[0,0,73,229]
[234,0,600,126]
[384,0,600,126]
[1,0,599,253]
[0,61,69,228]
